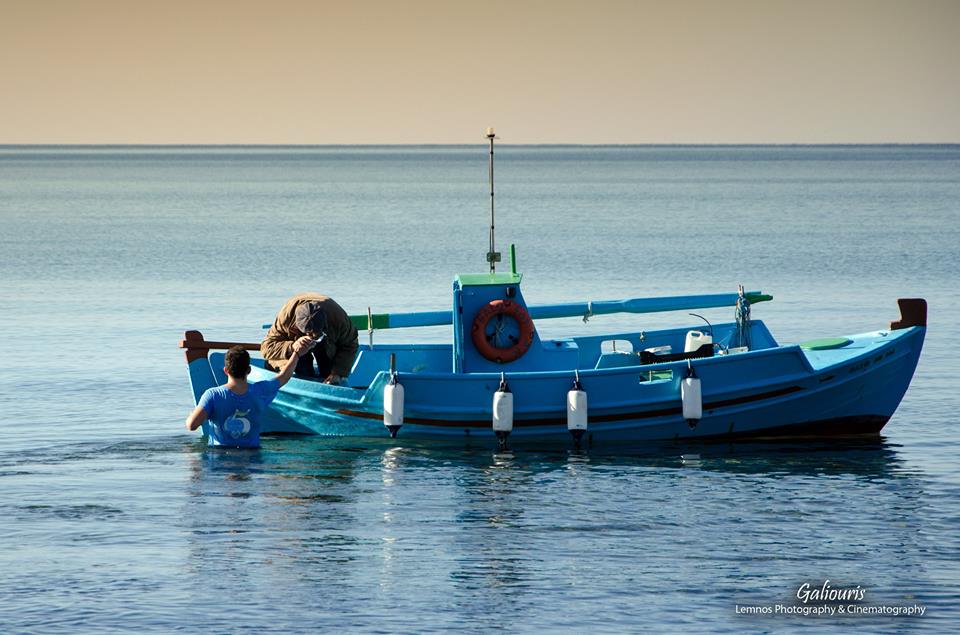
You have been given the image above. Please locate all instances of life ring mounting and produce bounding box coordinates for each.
[471,300,535,363]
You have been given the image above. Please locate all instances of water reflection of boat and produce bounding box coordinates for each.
[188,435,910,481]
[604,437,911,479]
[179,435,934,626]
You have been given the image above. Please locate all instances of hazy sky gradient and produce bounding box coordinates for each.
[2,0,958,143]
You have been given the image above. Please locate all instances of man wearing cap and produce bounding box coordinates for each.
[261,294,359,385]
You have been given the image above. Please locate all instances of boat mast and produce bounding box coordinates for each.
[486,127,500,273]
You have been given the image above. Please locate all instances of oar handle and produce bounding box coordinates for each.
[179,330,259,363]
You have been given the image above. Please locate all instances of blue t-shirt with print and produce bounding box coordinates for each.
[198,379,281,448]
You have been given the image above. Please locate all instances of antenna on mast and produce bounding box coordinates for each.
[485,127,501,273]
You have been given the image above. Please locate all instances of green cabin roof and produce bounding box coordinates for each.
[456,272,523,286]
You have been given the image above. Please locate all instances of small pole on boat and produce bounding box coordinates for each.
[486,127,500,274]
[367,306,374,349]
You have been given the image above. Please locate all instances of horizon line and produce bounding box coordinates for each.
[2,142,959,148]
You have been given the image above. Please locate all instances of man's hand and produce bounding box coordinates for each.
[292,336,316,357]
[276,339,312,387]
[323,374,342,385]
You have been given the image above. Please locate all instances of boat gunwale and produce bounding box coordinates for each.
[250,327,920,401]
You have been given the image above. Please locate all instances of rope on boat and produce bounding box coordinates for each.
[735,285,752,349]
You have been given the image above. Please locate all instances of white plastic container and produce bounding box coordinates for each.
[567,388,588,432]
[681,376,702,421]
[684,330,713,353]
[383,379,405,432]
[492,390,514,433]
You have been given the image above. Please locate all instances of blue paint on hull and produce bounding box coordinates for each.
[184,271,924,447]
[226,324,923,444]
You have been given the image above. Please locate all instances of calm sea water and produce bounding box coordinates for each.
[1,145,958,633]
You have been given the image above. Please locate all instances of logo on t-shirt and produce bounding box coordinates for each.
[223,409,251,439]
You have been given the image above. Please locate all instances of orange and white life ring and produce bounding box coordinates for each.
[471,300,535,363]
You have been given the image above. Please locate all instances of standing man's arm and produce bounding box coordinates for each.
[276,337,314,387]
[185,405,208,431]
[186,388,216,431]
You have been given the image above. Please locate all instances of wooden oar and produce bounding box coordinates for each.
[345,291,772,330]
[179,330,259,363]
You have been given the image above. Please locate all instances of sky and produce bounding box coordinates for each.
[2,0,958,144]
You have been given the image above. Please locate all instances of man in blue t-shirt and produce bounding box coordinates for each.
[185,338,312,448]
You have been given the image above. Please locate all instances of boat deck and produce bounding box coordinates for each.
[798,328,909,371]
[337,320,781,385]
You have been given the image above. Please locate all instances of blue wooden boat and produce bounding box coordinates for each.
[180,133,925,446]
[180,265,926,445]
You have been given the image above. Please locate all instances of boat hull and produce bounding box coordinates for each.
[232,325,924,444]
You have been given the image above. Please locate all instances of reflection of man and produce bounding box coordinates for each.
[261,294,359,385]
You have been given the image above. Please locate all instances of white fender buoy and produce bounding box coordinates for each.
[567,370,588,444]
[681,361,702,429]
[384,370,404,438]
[492,373,513,449]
